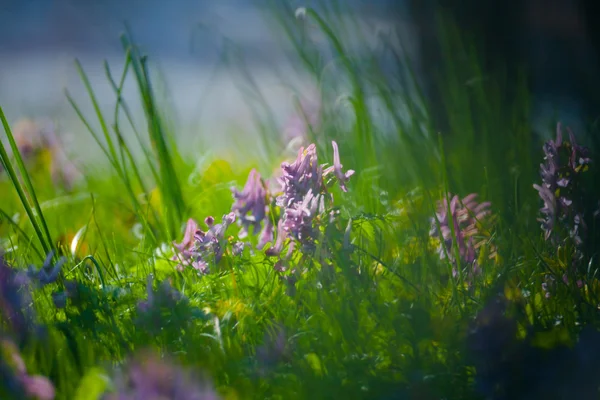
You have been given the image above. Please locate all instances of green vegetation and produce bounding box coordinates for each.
[1,4,599,399]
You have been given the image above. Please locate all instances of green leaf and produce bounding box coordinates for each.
[304,352,326,377]
[73,367,111,400]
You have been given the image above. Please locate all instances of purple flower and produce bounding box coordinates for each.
[172,214,236,275]
[0,255,35,337]
[231,169,268,238]
[137,275,186,314]
[430,193,496,279]
[256,219,274,251]
[27,251,66,286]
[281,189,324,250]
[104,351,219,400]
[324,141,355,192]
[1,339,55,400]
[534,123,593,251]
[172,218,201,270]
[277,144,324,208]
[257,140,354,267]
[265,220,294,259]
[255,326,291,376]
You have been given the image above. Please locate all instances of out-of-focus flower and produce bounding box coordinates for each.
[255,325,291,376]
[231,169,268,239]
[172,214,237,275]
[281,189,324,251]
[0,339,55,400]
[265,220,294,259]
[27,251,66,286]
[324,141,355,192]
[103,350,219,400]
[7,118,82,190]
[137,275,186,314]
[534,123,597,275]
[429,193,496,280]
[256,219,274,251]
[0,255,35,337]
[282,92,320,147]
[172,219,201,270]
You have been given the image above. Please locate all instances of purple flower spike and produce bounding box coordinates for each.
[231,169,268,238]
[277,144,324,208]
[105,351,219,400]
[329,141,355,192]
[534,123,594,250]
[257,219,274,250]
[0,255,36,337]
[430,193,496,282]
[172,213,238,274]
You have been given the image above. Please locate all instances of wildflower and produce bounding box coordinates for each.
[1,339,55,400]
[172,219,200,267]
[534,123,594,257]
[256,219,274,250]
[429,193,495,279]
[231,241,246,256]
[172,214,236,274]
[255,325,291,376]
[27,251,66,286]
[137,275,186,314]
[231,169,268,238]
[103,350,219,400]
[265,220,294,259]
[281,189,324,250]
[0,255,35,337]
[277,144,324,208]
[324,141,355,192]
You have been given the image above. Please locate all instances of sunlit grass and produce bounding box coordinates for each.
[1,3,600,400]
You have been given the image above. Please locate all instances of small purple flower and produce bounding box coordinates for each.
[534,123,594,252]
[1,339,55,400]
[137,275,186,314]
[231,169,268,238]
[324,141,355,192]
[172,219,201,270]
[0,255,35,337]
[430,193,495,279]
[281,189,323,250]
[256,219,274,250]
[27,251,66,286]
[231,241,246,256]
[103,351,219,400]
[172,214,237,275]
[255,326,291,376]
[265,220,294,259]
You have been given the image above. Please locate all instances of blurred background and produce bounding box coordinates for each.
[0,0,599,165]
[0,0,411,166]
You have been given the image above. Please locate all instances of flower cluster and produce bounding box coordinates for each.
[0,255,36,338]
[0,339,55,400]
[231,169,272,251]
[103,350,219,400]
[268,141,354,257]
[172,140,354,278]
[429,193,496,280]
[533,123,594,258]
[172,213,237,275]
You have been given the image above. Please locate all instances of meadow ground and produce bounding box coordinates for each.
[1,4,600,400]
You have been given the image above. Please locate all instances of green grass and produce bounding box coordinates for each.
[1,3,600,400]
